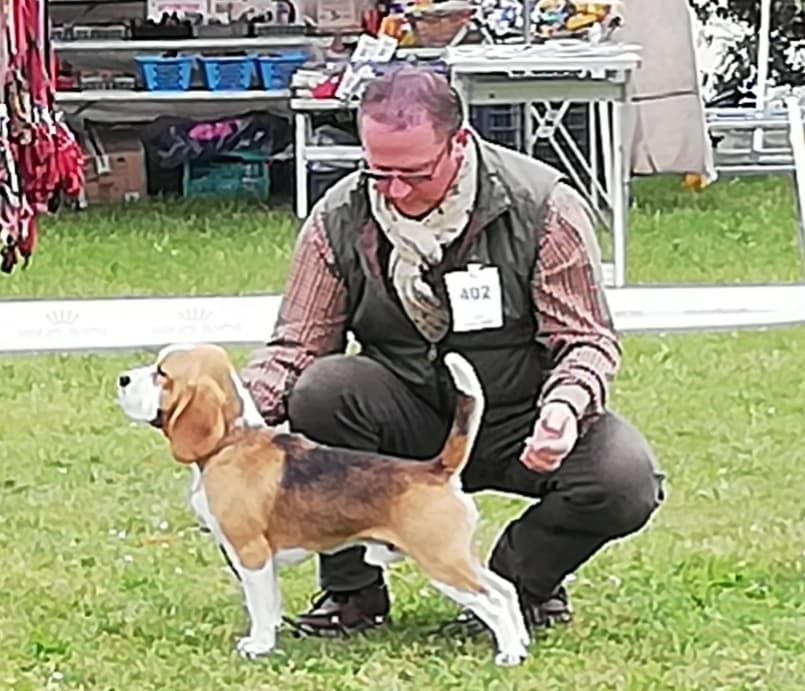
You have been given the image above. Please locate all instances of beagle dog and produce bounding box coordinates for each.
[116,343,529,666]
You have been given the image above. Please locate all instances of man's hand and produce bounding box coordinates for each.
[520,401,579,473]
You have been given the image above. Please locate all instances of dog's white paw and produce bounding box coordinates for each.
[236,634,275,659]
[494,647,528,667]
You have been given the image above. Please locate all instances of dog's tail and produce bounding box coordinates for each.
[432,353,485,478]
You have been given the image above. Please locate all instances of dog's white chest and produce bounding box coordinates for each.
[187,466,230,548]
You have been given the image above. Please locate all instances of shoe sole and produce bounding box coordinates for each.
[282,615,390,639]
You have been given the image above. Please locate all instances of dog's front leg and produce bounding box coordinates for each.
[236,557,280,659]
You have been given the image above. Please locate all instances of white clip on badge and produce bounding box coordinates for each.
[444,264,504,332]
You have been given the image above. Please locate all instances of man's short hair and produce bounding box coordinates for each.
[359,66,463,139]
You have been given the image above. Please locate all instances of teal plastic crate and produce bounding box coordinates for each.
[182,152,271,200]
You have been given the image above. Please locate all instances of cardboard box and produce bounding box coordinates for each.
[300,0,369,32]
[82,128,148,205]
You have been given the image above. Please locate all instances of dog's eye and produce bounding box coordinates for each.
[155,365,168,378]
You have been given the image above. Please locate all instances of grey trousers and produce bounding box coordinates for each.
[287,354,665,602]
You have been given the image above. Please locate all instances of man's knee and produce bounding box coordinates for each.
[287,354,361,437]
[574,413,665,537]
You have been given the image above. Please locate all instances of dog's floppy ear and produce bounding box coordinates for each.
[166,375,227,463]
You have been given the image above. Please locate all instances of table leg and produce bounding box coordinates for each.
[294,111,308,219]
[523,101,533,155]
[599,102,613,216]
[611,100,627,287]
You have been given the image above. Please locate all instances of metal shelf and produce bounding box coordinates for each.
[52,35,323,53]
[304,146,362,162]
[56,88,291,103]
[49,0,140,4]
[55,88,293,121]
[290,97,356,111]
[52,37,445,58]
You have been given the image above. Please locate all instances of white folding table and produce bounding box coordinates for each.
[444,42,642,287]
[291,97,362,220]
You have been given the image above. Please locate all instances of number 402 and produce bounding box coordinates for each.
[461,286,491,300]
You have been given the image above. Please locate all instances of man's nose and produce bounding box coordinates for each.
[387,176,413,199]
[118,374,131,388]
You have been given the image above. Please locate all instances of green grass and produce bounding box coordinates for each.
[0,199,299,299]
[629,176,803,284]
[1,176,804,689]
[1,175,801,300]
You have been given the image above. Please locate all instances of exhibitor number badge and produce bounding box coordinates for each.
[444,264,503,332]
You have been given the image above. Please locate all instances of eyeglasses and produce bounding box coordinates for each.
[361,141,451,186]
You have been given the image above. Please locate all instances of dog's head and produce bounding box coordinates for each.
[117,343,244,463]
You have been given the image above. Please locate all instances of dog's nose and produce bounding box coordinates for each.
[118,375,131,388]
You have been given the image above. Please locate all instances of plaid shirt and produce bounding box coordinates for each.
[241,182,621,427]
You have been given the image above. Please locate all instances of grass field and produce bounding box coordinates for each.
[1,176,804,689]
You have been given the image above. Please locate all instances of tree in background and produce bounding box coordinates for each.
[691,0,805,106]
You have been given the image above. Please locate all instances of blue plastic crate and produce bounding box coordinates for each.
[470,105,524,152]
[183,152,271,201]
[255,51,307,90]
[199,56,255,91]
[135,55,195,91]
[308,166,356,207]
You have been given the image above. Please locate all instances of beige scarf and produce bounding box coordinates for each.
[368,137,479,343]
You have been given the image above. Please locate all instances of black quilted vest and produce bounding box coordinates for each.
[318,138,564,421]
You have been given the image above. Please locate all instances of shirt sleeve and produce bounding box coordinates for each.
[534,182,622,422]
[240,210,349,424]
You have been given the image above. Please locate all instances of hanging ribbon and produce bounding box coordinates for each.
[1,0,84,274]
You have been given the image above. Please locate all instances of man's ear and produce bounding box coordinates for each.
[166,376,227,463]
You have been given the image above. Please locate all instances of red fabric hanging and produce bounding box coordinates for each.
[1,0,84,274]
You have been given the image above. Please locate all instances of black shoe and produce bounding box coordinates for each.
[522,585,573,630]
[285,580,391,638]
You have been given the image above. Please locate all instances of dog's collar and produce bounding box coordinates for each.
[190,426,245,469]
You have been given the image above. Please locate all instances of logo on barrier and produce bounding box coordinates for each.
[150,303,244,341]
[11,305,110,351]
[178,307,213,323]
[2,296,281,352]
[45,309,80,326]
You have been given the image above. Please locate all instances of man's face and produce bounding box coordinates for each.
[360,114,460,212]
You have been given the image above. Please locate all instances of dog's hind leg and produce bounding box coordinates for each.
[405,535,528,666]
[397,490,528,665]
[479,570,530,649]
[430,574,528,667]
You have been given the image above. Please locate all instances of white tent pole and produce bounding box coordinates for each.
[785,96,805,277]
[753,0,772,150]
[756,0,772,110]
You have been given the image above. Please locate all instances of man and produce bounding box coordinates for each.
[242,66,664,637]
